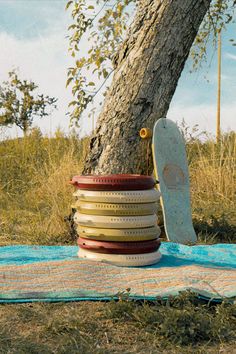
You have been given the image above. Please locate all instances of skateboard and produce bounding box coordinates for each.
[152,118,197,244]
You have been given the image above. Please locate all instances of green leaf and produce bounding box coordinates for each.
[68,100,77,107]
[88,82,95,86]
[103,69,108,78]
[66,77,73,87]
[88,5,94,10]
[65,1,73,10]
[68,24,77,30]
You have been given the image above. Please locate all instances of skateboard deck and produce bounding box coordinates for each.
[152,118,197,244]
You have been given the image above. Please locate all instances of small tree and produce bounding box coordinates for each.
[0,71,57,136]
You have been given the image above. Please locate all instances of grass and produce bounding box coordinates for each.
[0,128,89,245]
[0,128,235,353]
[0,129,235,245]
[0,293,236,353]
[187,131,236,243]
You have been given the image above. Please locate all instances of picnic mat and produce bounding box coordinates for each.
[0,243,235,303]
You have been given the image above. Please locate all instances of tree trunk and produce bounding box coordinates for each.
[83,0,211,175]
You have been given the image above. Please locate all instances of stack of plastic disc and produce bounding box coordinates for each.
[70,174,162,266]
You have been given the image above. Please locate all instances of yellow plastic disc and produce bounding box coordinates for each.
[77,225,161,242]
[73,189,161,203]
[78,248,162,267]
[74,212,158,229]
[75,201,157,216]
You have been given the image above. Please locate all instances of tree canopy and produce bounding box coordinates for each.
[66,0,235,126]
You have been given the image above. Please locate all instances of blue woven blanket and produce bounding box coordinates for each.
[0,243,235,303]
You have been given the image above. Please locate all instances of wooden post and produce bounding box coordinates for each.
[216,31,221,143]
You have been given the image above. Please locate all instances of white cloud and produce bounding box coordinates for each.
[0,17,76,138]
[0,0,114,139]
[0,28,105,138]
[167,103,236,136]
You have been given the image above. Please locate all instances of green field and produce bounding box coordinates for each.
[0,130,235,353]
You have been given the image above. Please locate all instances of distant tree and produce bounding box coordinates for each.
[0,71,57,136]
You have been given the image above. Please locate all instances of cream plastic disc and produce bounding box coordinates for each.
[78,248,162,266]
[74,212,158,228]
[77,225,161,241]
[75,201,157,216]
[73,189,161,203]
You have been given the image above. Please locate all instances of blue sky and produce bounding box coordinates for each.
[0,1,64,38]
[0,0,235,138]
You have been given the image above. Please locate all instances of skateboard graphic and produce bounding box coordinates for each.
[152,118,197,244]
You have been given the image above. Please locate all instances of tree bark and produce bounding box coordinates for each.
[83,0,211,175]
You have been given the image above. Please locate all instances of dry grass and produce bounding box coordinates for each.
[187,132,236,243]
[189,132,235,210]
[0,129,235,245]
[0,129,236,353]
[0,129,89,245]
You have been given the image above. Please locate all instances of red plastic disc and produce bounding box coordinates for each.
[70,174,155,191]
[77,237,161,254]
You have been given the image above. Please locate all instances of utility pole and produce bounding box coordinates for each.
[216,30,221,143]
[92,109,95,133]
